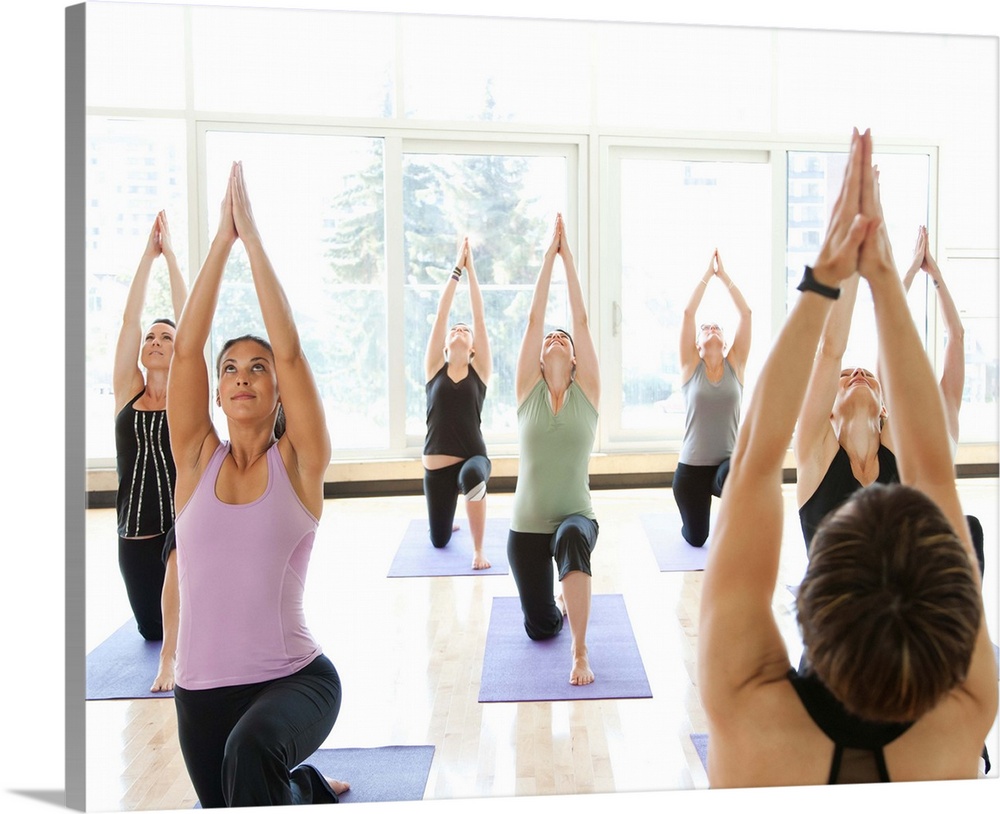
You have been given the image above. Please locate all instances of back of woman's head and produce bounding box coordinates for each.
[796,483,980,722]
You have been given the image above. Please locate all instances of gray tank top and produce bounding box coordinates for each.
[678,359,742,465]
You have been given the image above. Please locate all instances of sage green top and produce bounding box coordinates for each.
[511,378,598,533]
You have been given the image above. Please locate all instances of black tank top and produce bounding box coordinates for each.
[799,445,899,550]
[787,668,913,783]
[115,389,176,538]
[423,363,488,459]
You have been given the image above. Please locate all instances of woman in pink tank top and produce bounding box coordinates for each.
[165,162,347,807]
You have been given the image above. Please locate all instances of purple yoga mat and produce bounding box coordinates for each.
[478,594,652,702]
[639,513,710,571]
[300,745,434,804]
[690,733,709,770]
[86,617,172,700]
[387,517,510,577]
[193,746,435,807]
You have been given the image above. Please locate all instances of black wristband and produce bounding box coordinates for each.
[453,266,463,276]
[797,265,840,300]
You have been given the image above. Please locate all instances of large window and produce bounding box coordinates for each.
[604,148,772,445]
[83,4,999,468]
[85,116,188,461]
[401,149,569,444]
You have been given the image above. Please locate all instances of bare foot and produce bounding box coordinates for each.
[150,662,175,693]
[569,646,594,686]
[472,551,492,570]
[326,778,350,796]
[555,593,567,617]
[453,522,460,532]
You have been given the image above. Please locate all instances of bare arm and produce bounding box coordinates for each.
[556,217,599,407]
[903,226,964,445]
[167,181,237,490]
[859,139,996,716]
[230,162,331,489]
[112,218,161,413]
[715,252,752,381]
[699,129,873,722]
[151,547,177,693]
[679,254,714,382]
[158,210,189,322]
[793,273,861,503]
[515,220,559,405]
[424,241,464,383]
[465,243,493,385]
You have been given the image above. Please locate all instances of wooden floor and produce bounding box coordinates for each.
[83,481,1000,812]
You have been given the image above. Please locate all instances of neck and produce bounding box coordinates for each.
[835,413,882,464]
[142,369,169,400]
[225,422,277,469]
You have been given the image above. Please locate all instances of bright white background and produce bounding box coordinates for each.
[3,2,997,814]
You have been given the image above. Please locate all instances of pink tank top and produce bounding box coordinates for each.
[174,441,322,690]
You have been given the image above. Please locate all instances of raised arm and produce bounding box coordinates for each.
[556,216,599,407]
[424,241,465,382]
[465,242,493,385]
[679,254,715,382]
[515,218,560,404]
[699,129,873,716]
[714,252,752,382]
[229,162,331,490]
[903,225,964,446]
[158,210,189,322]
[859,157,962,526]
[113,216,162,413]
[167,179,237,487]
[859,137,995,714]
[793,272,861,503]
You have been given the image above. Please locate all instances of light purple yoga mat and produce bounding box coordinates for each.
[300,745,434,804]
[193,746,435,807]
[86,617,172,700]
[478,594,652,702]
[690,733,709,770]
[640,513,710,571]
[387,517,510,577]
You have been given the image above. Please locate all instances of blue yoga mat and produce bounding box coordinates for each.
[86,618,172,700]
[478,593,652,702]
[640,513,710,571]
[387,517,510,577]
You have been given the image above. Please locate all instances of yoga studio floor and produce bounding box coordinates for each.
[83,480,1000,811]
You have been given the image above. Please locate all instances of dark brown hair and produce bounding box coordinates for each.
[796,483,981,722]
[215,334,285,439]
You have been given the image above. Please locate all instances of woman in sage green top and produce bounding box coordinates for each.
[508,213,601,686]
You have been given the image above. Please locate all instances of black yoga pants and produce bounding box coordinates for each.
[671,459,731,548]
[423,455,492,548]
[506,515,599,641]
[118,531,167,640]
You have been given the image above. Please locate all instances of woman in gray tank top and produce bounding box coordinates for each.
[673,250,751,547]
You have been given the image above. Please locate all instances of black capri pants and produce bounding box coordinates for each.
[118,530,168,640]
[423,455,492,548]
[173,653,343,808]
[671,459,731,548]
[506,515,599,641]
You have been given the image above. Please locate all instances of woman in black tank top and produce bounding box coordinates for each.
[421,238,494,570]
[112,210,187,693]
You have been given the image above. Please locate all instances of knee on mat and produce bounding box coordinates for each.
[524,614,563,642]
[429,528,452,548]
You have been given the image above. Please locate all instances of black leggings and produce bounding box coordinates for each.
[506,516,599,641]
[423,455,491,547]
[671,459,732,548]
[118,532,167,640]
[173,654,342,808]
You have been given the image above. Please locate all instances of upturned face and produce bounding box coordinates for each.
[445,323,474,361]
[141,322,176,370]
[833,367,885,419]
[696,322,724,353]
[215,339,279,422]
